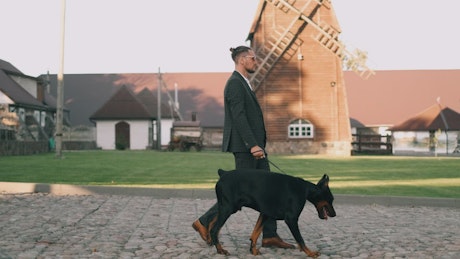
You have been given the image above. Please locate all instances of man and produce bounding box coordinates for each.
[192,46,294,249]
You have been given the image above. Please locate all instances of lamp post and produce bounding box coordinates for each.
[55,0,66,158]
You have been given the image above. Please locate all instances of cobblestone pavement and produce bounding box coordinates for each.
[0,193,459,259]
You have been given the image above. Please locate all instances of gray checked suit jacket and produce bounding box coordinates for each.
[221,71,266,153]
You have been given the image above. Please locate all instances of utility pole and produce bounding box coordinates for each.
[437,97,449,154]
[156,68,162,150]
[55,0,66,158]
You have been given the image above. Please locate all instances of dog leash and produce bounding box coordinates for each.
[266,157,288,175]
[253,148,288,174]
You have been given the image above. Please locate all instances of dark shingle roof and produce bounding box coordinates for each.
[0,68,45,109]
[390,104,460,131]
[0,59,22,74]
[90,85,152,120]
[350,118,365,128]
[43,70,459,127]
[136,88,178,119]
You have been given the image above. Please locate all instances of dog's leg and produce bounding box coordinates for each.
[210,216,230,255]
[285,219,320,258]
[210,206,232,255]
[206,216,217,245]
[249,213,267,255]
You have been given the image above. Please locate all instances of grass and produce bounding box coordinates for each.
[0,150,459,198]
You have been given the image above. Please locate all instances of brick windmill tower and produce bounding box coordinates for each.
[248,0,373,155]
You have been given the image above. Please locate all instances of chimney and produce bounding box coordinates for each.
[37,80,45,103]
[191,112,197,121]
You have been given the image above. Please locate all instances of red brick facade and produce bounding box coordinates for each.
[250,0,351,155]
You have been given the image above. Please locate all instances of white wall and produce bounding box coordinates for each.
[160,119,174,147]
[94,119,174,150]
[392,131,460,154]
[95,121,115,149]
[129,120,150,149]
[0,92,14,104]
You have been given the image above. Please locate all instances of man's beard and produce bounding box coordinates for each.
[246,68,256,74]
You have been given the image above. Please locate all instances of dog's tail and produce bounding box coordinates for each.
[217,169,230,178]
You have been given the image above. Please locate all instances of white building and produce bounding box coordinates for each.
[90,85,177,150]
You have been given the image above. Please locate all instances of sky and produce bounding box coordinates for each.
[1,0,459,77]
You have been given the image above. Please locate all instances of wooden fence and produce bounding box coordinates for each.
[0,140,97,156]
[352,134,392,155]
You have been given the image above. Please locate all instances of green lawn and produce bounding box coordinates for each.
[1,150,459,198]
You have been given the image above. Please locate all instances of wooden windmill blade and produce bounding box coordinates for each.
[275,0,375,78]
[251,26,303,90]
[250,0,313,91]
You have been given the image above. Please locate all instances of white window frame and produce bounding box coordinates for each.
[288,119,314,138]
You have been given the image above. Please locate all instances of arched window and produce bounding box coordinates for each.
[288,119,314,138]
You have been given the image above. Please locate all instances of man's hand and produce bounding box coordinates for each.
[250,146,265,159]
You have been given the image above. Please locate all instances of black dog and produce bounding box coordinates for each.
[209,168,336,257]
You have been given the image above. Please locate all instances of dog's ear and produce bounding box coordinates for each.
[218,169,228,178]
[317,174,329,188]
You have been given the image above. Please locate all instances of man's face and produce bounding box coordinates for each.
[242,51,257,74]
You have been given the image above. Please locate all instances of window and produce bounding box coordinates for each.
[288,119,314,138]
[41,111,46,127]
[18,108,25,122]
[34,110,40,125]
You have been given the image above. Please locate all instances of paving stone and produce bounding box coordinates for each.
[0,193,459,258]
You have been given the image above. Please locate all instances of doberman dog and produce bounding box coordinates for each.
[209,168,336,258]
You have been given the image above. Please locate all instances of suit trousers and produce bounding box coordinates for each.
[199,152,278,238]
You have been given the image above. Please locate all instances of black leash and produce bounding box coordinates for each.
[254,148,288,175]
[266,157,288,175]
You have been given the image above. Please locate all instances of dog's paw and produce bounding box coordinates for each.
[216,244,230,255]
[307,250,320,258]
[217,249,230,255]
[301,246,320,258]
[250,247,261,255]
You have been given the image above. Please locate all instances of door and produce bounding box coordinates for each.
[115,121,130,150]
